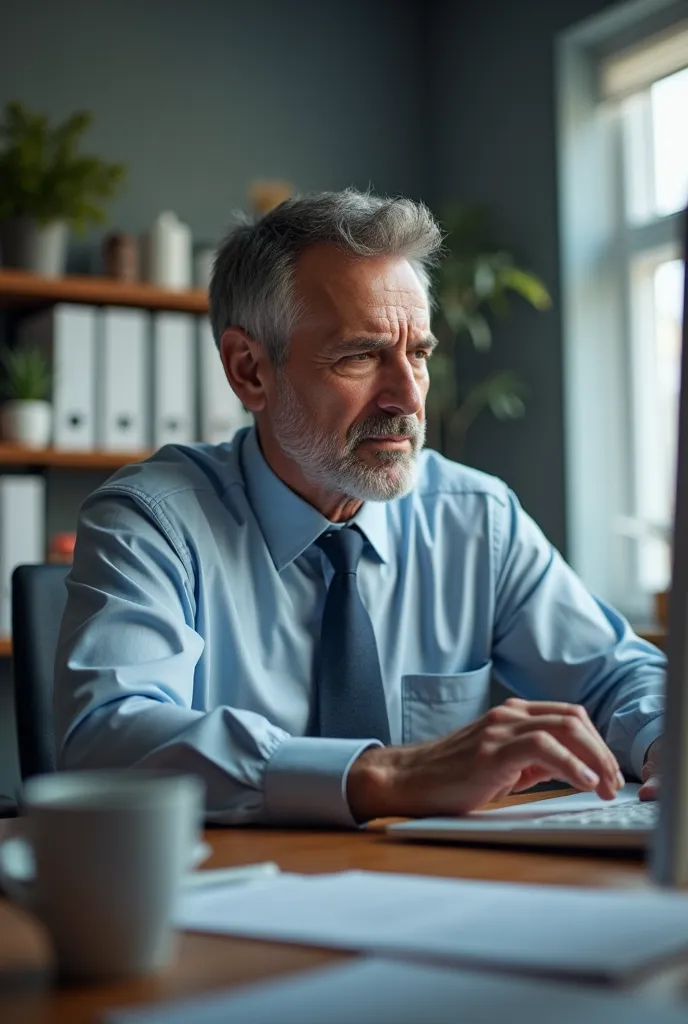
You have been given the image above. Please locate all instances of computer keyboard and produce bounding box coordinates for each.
[527,801,658,830]
[387,787,655,847]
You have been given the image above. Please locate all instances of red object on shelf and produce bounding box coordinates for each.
[48,532,76,563]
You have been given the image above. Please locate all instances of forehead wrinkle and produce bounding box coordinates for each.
[291,251,430,345]
[363,303,429,336]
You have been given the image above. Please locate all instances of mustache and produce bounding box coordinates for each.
[348,416,422,446]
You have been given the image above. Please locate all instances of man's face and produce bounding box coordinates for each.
[265,244,434,502]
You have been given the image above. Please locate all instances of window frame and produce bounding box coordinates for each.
[556,0,687,624]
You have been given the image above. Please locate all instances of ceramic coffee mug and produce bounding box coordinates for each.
[0,769,204,980]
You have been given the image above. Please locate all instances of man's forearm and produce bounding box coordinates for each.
[60,694,383,827]
[60,697,277,824]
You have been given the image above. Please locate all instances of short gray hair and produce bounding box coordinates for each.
[208,188,443,366]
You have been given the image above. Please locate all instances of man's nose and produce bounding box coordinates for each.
[376,358,424,417]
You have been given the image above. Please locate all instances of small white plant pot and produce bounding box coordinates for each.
[0,400,52,448]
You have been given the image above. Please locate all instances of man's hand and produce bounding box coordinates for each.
[347,697,625,821]
[639,738,661,801]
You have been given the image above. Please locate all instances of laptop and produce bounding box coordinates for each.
[388,209,687,865]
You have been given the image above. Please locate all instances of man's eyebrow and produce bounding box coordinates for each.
[328,334,439,355]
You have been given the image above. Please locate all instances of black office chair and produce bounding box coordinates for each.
[11,564,69,782]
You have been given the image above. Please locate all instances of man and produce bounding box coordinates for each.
[54,190,663,826]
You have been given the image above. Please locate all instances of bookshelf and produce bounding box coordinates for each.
[0,269,205,658]
[0,268,208,314]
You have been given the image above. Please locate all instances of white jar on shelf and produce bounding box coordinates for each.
[146,212,192,290]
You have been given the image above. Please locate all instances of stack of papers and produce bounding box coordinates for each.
[174,869,688,983]
[105,958,688,1024]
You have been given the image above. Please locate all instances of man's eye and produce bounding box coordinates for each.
[349,352,373,361]
[413,349,430,360]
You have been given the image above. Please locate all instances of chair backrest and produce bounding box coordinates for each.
[11,564,69,780]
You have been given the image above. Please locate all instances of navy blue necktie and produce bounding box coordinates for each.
[315,527,391,744]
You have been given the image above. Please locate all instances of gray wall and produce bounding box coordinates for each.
[1,0,428,251]
[430,0,621,553]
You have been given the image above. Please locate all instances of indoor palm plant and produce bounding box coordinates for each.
[429,204,551,456]
[0,101,127,276]
[0,345,52,447]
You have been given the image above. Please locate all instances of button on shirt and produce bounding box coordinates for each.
[54,427,665,826]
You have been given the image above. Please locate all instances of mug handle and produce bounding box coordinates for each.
[0,837,37,909]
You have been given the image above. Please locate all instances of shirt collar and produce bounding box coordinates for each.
[240,427,390,571]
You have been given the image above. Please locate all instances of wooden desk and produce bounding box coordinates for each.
[0,795,654,1024]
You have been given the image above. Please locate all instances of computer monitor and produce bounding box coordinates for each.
[651,207,688,888]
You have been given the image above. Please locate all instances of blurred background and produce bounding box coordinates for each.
[0,0,686,799]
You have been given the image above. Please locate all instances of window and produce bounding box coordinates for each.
[557,6,687,623]
[610,55,687,593]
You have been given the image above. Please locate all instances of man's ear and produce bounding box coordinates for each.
[219,327,268,413]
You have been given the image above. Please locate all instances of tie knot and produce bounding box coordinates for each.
[316,527,365,575]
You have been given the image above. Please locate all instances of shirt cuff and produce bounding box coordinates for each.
[263,737,383,827]
[630,717,664,779]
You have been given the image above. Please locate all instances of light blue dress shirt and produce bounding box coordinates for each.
[54,427,665,826]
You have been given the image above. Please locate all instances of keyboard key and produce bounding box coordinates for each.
[528,802,658,829]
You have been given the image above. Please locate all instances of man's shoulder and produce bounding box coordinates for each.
[94,433,248,509]
[414,448,511,507]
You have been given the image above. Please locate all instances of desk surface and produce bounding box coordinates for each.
[0,792,652,1024]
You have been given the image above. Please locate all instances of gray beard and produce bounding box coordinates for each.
[270,369,426,502]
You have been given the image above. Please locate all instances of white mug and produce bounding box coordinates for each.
[0,770,205,980]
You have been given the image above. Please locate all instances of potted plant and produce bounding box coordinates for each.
[429,204,551,456]
[0,101,127,276]
[0,345,52,447]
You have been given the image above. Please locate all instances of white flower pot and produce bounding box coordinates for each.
[0,400,52,448]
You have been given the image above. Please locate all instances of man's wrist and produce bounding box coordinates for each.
[346,745,398,822]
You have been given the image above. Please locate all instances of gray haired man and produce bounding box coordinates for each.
[54,190,663,825]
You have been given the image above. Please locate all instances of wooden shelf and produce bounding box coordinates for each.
[0,637,11,657]
[0,444,153,469]
[0,268,208,314]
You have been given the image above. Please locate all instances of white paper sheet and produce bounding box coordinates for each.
[174,869,688,982]
[105,957,688,1024]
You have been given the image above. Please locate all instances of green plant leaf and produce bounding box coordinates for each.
[473,259,496,300]
[463,312,492,352]
[443,370,527,445]
[0,344,51,401]
[429,203,552,444]
[489,390,526,419]
[497,266,551,310]
[0,100,127,229]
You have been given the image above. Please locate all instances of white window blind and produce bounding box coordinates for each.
[600,19,688,100]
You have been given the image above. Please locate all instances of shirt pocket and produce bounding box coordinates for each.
[401,662,493,744]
